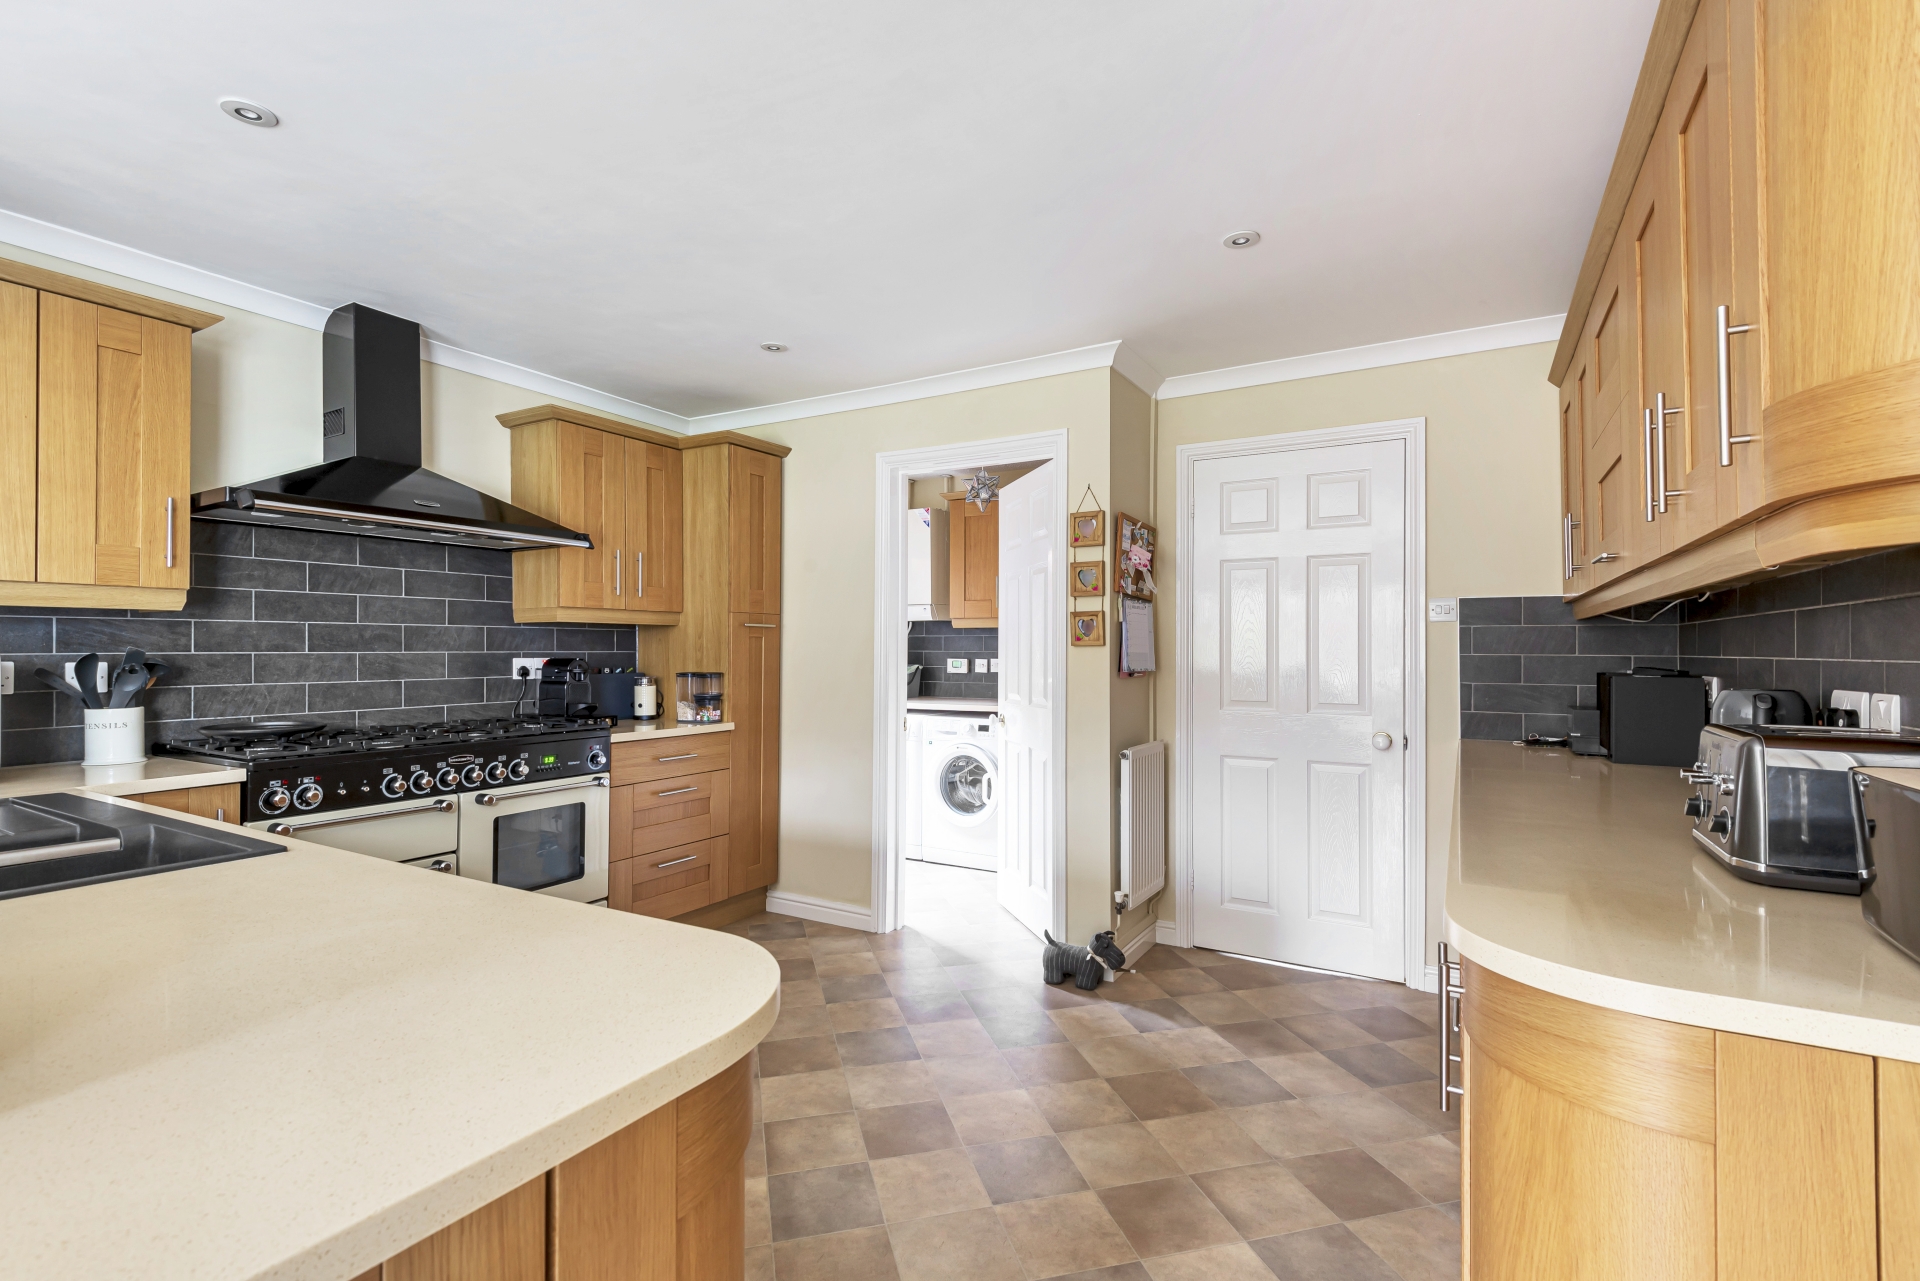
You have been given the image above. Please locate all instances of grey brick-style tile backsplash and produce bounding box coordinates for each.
[908,620,998,700]
[1461,545,1920,744]
[0,523,635,766]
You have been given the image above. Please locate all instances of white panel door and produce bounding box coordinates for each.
[997,464,1056,938]
[1189,440,1406,979]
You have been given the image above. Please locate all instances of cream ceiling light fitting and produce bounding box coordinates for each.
[760,343,788,352]
[219,98,279,127]
[1222,230,1261,248]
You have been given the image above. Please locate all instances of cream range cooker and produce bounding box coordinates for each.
[156,715,613,904]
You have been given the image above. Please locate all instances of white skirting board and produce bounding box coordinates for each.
[764,890,878,933]
[1112,913,1159,972]
[1155,919,1180,947]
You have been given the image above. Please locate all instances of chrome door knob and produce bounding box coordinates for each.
[1371,732,1395,751]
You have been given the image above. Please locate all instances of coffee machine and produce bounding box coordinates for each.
[535,657,593,717]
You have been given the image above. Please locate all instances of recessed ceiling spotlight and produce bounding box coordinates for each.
[760,343,788,353]
[219,98,279,127]
[1223,230,1261,249]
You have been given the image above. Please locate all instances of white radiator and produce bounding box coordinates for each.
[1116,740,1167,910]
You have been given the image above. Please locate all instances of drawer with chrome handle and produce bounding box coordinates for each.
[630,836,720,886]
[625,770,732,855]
[611,730,733,783]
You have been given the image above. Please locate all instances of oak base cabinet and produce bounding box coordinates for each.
[352,1055,750,1281]
[135,783,242,824]
[1461,960,1895,1280]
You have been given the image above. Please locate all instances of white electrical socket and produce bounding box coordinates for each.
[0,660,12,696]
[1428,599,1458,622]
[989,659,1000,673]
[509,657,548,680]
[946,658,968,673]
[974,659,991,673]
[62,661,109,694]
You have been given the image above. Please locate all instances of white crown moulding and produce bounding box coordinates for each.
[1,204,1561,432]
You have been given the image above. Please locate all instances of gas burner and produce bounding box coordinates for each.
[155,712,615,765]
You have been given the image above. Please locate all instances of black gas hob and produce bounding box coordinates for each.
[156,715,614,821]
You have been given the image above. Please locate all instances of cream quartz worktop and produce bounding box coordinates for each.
[0,755,246,800]
[608,719,732,743]
[1446,738,1920,1063]
[0,790,780,1281]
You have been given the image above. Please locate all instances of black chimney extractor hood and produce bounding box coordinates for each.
[192,304,593,551]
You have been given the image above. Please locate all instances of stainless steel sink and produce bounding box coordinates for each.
[0,793,286,899]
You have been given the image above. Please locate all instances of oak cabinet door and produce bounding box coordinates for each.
[626,438,684,614]
[1881,1057,1920,1281]
[1559,371,1586,597]
[553,425,625,611]
[0,282,32,585]
[1634,127,1690,559]
[37,293,189,590]
[947,495,999,624]
[1583,258,1639,585]
[727,447,780,615]
[727,613,780,897]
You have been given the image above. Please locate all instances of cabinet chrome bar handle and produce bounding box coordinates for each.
[1438,943,1466,1112]
[655,854,699,869]
[1562,513,1582,581]
[165,496,176,568]
[636,551,643,597]
[656,786,699,797]
[1717,304,1755,466]
[743,622,777,628]
[267,798,455,833]
[658,752,700,761]
[1642,409,1656,522]
[1655,393,1691,511]
[475,776,610,806]
[614,549,621,597]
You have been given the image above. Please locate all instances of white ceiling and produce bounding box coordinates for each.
[1,1,1655,420]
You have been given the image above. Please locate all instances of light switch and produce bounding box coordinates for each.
[1427,599,1458,622]
[946,658,968,673]
[990,659,1001,673]
[974,659,991,673]
[0,661,11,696]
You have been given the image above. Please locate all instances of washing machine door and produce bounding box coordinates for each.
[932,742,997,829]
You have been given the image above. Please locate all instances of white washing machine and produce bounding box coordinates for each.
[905,711,999,872]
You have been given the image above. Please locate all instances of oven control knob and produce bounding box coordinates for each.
[1684,795,1708,818]
[484,761,508,784]
[380,774,408,799]
[461,763,485,787]
[409,770,435,795]
[1708,810,1732,835]
[507,759,531,782]
[436,767,460,791]
[292,783,324,811]
[258,786,291,816]
[586,747,607,771]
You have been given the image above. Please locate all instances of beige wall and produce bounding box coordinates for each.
[1151,341,1562,964]
[0,240,648,497]
[746,367,1139,938]
[1107,371,1159,947]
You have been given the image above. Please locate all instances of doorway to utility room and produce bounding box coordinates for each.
[881,440,1066,959]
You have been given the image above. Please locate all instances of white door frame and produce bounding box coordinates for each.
[871,431,1071,936]
[1172,417,1428,988]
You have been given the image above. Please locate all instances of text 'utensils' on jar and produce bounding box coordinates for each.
[676,672,725,724]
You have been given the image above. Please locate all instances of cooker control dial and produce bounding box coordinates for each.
[436,767,460,791]
[483,761,508,784]
[409,770,435,795]
[380,773,408,799]
[507,759,531,782]
[292,783,324,811]
[460,763,485,787]
[258,786,291,816]
[586,747,608,771]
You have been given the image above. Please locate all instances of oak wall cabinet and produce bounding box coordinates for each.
[500,406,685,624]
[636,438,787,904]
[1460,959,1892,1280]
[944,492,998,628]
[1553,0,1920,616]
[0,258,220,611]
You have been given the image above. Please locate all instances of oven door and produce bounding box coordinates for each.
[251,795,460,874]
[457,775,609,904]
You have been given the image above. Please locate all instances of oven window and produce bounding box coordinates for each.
[493,802,586,891]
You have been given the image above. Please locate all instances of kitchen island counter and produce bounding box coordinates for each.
[0,790,779,1281]
[1447,738,1920,1062]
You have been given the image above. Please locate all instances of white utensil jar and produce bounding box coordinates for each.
[84,706,146,766]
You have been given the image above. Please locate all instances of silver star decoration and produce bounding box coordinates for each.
[964,467,1001,512]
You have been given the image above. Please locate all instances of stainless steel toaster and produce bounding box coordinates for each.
[1683,725,1920,893]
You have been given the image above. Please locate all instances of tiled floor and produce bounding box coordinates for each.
[720,863,1461,1280]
